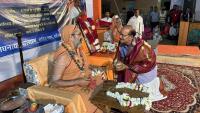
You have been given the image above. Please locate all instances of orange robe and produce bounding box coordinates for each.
[53,46,103,113]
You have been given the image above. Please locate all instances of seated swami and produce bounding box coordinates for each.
[49,25,103,113]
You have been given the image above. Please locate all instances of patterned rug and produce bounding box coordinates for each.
[151,63,200,113]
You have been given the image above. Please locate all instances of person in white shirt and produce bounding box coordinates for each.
[127,9,144,38]
[101,11,112,23]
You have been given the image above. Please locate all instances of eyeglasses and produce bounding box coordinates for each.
[71,33,81,36]
[120,33,130,40]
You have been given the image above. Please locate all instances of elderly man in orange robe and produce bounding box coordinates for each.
[49,25,103,113]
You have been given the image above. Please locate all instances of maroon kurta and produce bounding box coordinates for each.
[117,39,156,82]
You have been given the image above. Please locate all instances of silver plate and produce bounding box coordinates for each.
[0,95,26,111]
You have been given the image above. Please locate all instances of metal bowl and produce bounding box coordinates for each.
[0,95,26,112]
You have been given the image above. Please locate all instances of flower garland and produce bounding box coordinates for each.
[106,82,152,111]
[90,66,105,78]
[61,43,101,93]
[100,42,117,52]
[115,82,148,93]
[62,43,85,72]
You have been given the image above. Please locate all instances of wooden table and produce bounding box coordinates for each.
[88,52,116,80]
[91,52,116,59]
[90,81,149,113]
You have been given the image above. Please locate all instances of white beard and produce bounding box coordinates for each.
[73,39,81,49]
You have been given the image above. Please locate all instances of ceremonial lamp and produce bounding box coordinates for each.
[16,33,26,83]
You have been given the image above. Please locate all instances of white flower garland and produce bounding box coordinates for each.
[100,42,117,52]
[106,82,152,111]
[91,67,104,77]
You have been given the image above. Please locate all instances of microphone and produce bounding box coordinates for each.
[16,32,23,49]
[16,32,22,38]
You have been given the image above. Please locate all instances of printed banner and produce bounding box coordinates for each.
[0,4,61,57]
[0,0,87,82]
[0,0,74,82]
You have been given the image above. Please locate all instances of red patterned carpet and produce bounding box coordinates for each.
[151,63,200,113]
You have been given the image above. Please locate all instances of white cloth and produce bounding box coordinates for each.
[104,30,113,43]
[101,17,112,23]
[137,66,167,102]
[143,77,167,102]
[44,104,64,113]
[169,26,177,36]
[150,11,160,22]
[127,15,144,38]
[137,66,158,84]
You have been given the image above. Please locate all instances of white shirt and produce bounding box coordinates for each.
[127,15,144,38]
[101,17,112,23]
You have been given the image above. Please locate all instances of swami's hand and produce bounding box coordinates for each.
[114,61,127,71]
[88,78,96,89]
[77,78,90,87]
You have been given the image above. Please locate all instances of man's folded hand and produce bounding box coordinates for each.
[114,61,127,71]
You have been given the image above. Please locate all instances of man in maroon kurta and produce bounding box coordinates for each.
[115,26,156,83]
[114,25,167,101]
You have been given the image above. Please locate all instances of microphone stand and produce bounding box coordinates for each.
[16,33,26,83]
